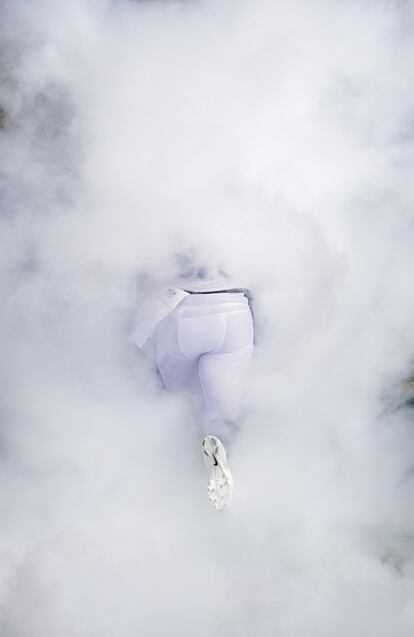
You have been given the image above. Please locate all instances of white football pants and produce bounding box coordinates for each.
[154,292,254,444]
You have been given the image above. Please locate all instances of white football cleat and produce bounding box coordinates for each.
[202,435,233,511]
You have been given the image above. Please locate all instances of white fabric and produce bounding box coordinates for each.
[130,273,250,348]
[130,286,189,348]
[154,292,254,422]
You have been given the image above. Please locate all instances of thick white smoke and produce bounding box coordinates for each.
[1,0,414,635]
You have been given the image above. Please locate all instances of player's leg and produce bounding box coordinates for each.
[199,344,254,444]
[199,305,254,442]
[198,307,254,510]
[156,351,199,393]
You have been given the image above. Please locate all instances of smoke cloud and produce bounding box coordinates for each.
[1,0,414,635]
